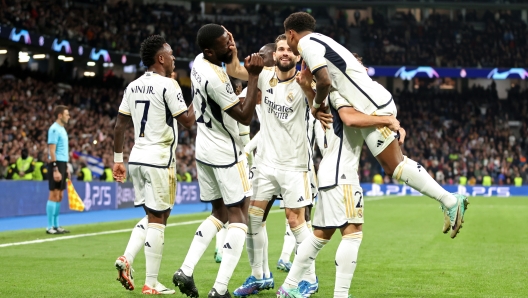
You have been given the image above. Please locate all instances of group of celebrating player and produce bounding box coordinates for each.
[111,11,469,298]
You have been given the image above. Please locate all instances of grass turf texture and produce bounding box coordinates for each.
[1,196,527,297]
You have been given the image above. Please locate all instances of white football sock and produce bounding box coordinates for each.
[124,216,148,266]
[284,234,328,289]
[393,156,457,208]
[262,222,271,279]
[334,232,363,298]
[214,223,248,295]
[247,206,264,279]
[291,222,317,283]
[306,220,312,230]
[280,221,296,262]
[181,215,223,276]
[216,224,228,258]
[144,223,165,287]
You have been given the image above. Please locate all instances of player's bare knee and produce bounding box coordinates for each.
[285,207,305,229]
[341,223,362,236]
[314,228,334,240]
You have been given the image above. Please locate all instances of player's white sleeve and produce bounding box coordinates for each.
[298,38,328,74]
[167,79,188,117]
[209,78,240,110]
[245,132,260,154]
[314,120,326,156]
[238,87,247,99]
[118,88,131,116]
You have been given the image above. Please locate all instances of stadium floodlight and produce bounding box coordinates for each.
[18,52,29,62]
[87,61,96,66]
[0,50,7,54]
[58,55,65,60]
[33,54,47,59]
[103,62,114,67]
[83,71,96,77]
[63,57,74,62]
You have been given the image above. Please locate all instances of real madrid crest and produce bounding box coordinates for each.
[287,92,294,103]
[269,77,278,87]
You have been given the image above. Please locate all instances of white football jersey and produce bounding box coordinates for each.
[119,72,187,167]
[239,87,263,120]
[298,33,393,115]
[317,95,363,189]
[191,54,245,167]
[255,67,311,171]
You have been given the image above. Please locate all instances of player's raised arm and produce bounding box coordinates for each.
[225,53,263,125]
[338,106,400,131]
[313,67,332,108]
[224,27,249,81]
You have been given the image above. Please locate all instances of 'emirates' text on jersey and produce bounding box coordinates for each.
[255,67,310,171]
[191,54,245,167]
[298,33,393,115]
[317,95,363,189]
[118,72,187,167]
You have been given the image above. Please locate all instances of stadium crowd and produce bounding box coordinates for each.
[361,10,528,67]
[0,0,348,59]
[1,62,527,185]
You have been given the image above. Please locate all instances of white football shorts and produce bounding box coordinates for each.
[197,160,252,206]
[129,164,177,212]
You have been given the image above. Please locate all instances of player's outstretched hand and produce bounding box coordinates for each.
[222,26,238,58]
[244,53,264,76]
[398,127,406,146]
[312,101,333,130]
[113,163,127,183]
[296,61,313,89]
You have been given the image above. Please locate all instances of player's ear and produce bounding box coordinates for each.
[203,49,214,59]
[158,53,164,65]
[295,55,301,63]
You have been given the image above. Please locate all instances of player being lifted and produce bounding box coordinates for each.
[225,33,323,297]
[113,35,195,294]
[277,60,404,298]
[171,24,264,298]
[283,12,468,238]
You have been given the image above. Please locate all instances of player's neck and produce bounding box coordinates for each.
[55,120,64,127]
[296,31,312,40]
[204,55,221,67]
[275,66,297,81]
[147,66,167,77]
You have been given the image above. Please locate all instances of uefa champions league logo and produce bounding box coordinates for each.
[394,67,440,80]
[487,68,528,79]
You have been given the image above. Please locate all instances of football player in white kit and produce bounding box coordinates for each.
[113,35,196,294]
[225,33,325,297]
[171,24,264,298]
[283,12,468,239]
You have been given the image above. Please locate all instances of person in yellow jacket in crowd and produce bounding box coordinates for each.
[176,163,192,182]
[33,153,48,181]
[372,173,383,184]
[100,161,115,182]
[12,148,35,180]
[77,162,93,182]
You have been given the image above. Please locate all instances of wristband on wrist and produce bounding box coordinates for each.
[52,162,57,168]
[114,152,123,163]
[313,102,321,109]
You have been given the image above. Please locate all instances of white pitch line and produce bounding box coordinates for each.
[0,209,286,248]
[0,199,397,248]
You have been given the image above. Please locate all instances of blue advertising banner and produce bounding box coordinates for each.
[361,184,526,197]
[0,25,140,64]
[365,66,528,80]
[0,181,116,218]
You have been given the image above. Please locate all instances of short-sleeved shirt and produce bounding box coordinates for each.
[48,122,69,162]
[118,72,188,168]
[254,67,311,172]
[191,53,245,167]
[298,32,393,115]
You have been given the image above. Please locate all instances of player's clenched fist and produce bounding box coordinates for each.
[113,163,127,183]
[244,53,264,76]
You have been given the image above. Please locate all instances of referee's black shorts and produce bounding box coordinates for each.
[48,161,67,191]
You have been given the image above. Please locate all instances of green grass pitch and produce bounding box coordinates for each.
[1,196,527,297]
